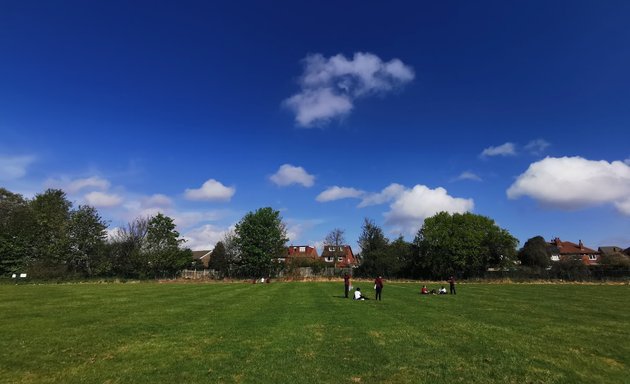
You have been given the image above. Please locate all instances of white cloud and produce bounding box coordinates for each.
[142,194,172,207]
[524,139,550,155]
[105,227,119,241]
[480,142,516,157]
[284,52,414,127]
[453,171,482,182]
[384,185,474,235]
[171,211,224,229]
[358,183,405,207]
[615,199,630,215]
[284,218,323,244]
[270,164,315,187]
[507,156,630,215]
[624,157,630,166]
[284,88,353,127]
[184,179,235,202]
[84,191,123,207]
[46,176,111,193]
[120,196,226,229]
[0,155,35,180]
[316,186,365,202]
[182,224,232,251]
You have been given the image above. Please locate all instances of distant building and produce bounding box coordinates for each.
[192,250,212,268]
[283,245,319,263]
[548,238,599,265]
[320,245,359,268]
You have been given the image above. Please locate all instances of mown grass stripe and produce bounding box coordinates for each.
[0,282,628,384]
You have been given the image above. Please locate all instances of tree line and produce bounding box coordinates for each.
[3,186,628,280]
[0,188,192,279]
[207,209,523,280]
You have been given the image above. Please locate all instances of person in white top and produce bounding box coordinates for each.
[353,287,369,300]
[438,286,447,295]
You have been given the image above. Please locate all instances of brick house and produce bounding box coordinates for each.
[320,245,358,268]
[548,238,600,265]
[282,245,319,263]
[192,250,212,268]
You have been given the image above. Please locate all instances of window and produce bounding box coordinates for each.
[589,255,598,260]
[551,255,560,261]
[337,257,343,261]
[325,257,333,262]
[329,247,335,251]
[299,246,306,252]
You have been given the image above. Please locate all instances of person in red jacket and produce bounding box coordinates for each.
[448,276,456,295]
[343,273,351,298]
[374,276,383,301]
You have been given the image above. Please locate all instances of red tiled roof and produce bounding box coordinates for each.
[549,238,597,255]
[287,245,319,258]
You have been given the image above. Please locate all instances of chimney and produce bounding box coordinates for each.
[579,240,584,250]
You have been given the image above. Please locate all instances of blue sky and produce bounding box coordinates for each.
[1,1,630,251]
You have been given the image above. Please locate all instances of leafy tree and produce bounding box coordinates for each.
[29,189,73,276]
[108,217,149,277]
[518,236,551,268]
[358,218,388,255]
[0,188,37,274]
[599,252,630,269]
[551,257,590,281]
[68,205,108,276]
[209,241,229,277]
[387,236,413,277]
[144,213,191,278]
[235,207,288,277]
[221,230,240,277]
[414,212,519,278]
[356,218,390,276]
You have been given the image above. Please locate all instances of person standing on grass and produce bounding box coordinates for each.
[448,276,456,295]
[343,272,351,298]
[374,276,383,301]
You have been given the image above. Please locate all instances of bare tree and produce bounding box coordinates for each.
[112,216,149,247]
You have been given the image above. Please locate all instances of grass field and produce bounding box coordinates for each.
[1,281,628,384]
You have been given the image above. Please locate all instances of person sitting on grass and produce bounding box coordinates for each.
[421,285,429,295]
[354,287,369,300]
[430,288,437,295]
[439,286,447,295]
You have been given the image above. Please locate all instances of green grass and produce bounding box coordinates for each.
[1,282,628,384]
